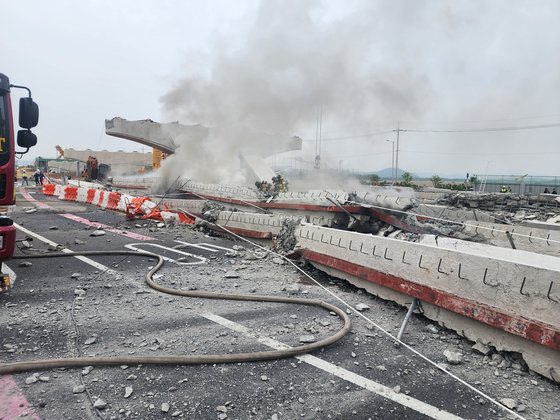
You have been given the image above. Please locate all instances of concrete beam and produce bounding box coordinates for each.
[105,117,209,155]
[294,224,560,381]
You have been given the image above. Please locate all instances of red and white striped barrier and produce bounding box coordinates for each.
[40,182,193,225]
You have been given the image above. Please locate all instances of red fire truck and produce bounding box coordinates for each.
[0,72,39,292]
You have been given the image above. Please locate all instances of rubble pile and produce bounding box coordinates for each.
[436,192,560,223]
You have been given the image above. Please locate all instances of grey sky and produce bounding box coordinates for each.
[3,0,559,178]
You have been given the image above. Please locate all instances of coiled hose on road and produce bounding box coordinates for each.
[0,250,352,375]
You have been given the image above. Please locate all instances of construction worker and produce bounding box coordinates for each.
[500,185,508,193]
[21,169,29,186]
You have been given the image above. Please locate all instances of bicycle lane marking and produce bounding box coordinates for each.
[0,375,40,420]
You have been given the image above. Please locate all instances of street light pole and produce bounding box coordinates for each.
[386,139,395,185]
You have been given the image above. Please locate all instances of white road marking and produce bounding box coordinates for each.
[124,243,207,265]
[174,241,235,252]
[202,312,463,420]
[14,223,117,275]
[14,219,462,418]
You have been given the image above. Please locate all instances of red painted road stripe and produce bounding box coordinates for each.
[18,189,52,209]
[59,213,156,241]
[300,249,560,351]
[0,375,40,420]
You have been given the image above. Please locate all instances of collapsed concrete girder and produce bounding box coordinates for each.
[105,117,209,155]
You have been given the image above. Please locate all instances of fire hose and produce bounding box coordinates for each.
[0,250,352,375]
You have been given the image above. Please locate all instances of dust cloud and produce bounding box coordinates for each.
[157,0,433,187]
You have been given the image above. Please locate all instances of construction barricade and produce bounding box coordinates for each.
[107,192,121,210]
[86,189,96,204]
[60,186,78,202]
[42,183,56,196]
[76,187,88,203]
[41,183,193,225]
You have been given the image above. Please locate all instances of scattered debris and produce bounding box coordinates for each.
[499,398,518,410]
[93,398,107,410]
[73,385,86,394]
[472,342,492,356]
[443,350,463,365]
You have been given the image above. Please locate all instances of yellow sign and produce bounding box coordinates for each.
[0,137,5,152]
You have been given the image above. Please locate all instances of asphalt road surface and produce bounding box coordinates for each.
[1,187,559,420]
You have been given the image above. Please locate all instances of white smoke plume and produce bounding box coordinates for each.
[157,0,433,187]
[158,0,560,182]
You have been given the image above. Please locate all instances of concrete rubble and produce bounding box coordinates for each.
[41,175,560,385]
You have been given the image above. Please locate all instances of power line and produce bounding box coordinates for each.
[404,122,560,133]
[303,129,393,142]
[401,150,560,156]
[302,122,560,143]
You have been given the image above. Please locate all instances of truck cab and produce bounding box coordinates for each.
[0,72,39,292]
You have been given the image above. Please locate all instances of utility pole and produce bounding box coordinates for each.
[393,121,405,182]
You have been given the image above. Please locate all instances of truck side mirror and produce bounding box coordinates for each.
[17,130,37,148]
[19,97,39,129]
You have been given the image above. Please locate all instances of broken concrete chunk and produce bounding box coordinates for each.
[84,336,97,345]
[74,239,85,245]
[73,385,86,394]
[272,257,285,265]
[19,261,32,267]
[299,335,316,343]
[82,366,93,376]
[472,342,492,355]
[443,350,463,365]
[90,230,106,237]
[24,208,38,214]
[355,303,370,312]
[161,403,170,413]
[70,272,81,279]
[425,324,439,334]
[499,398,517,410]
[25,375,38,385]
[224,271,239,279]
[93,398,107,410]
[124,387,133,398]
[285,284,300,294]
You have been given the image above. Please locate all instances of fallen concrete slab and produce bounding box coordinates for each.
[293,223,560,382]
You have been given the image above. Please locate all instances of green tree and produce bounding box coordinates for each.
[370,174,380,185]
[402,171,413,185]
[431,175,442,188]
